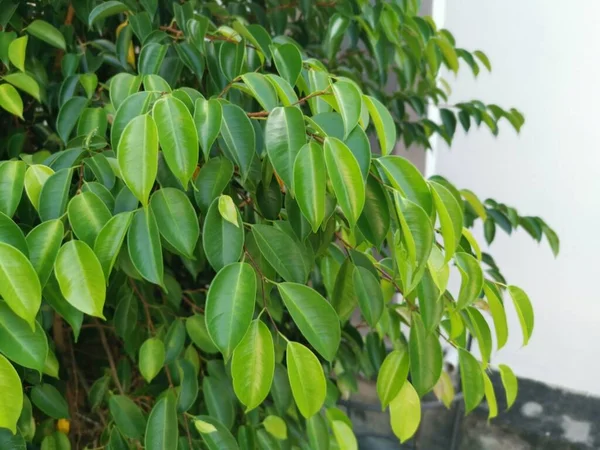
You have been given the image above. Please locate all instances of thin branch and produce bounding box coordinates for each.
[94,319,124,395]
[129,279,156,334]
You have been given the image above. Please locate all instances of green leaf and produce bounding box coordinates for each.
[94,212,133,280]
[55,240,106,318]
[430,181,463,262]
[8,35,26,72]
[466,307,492,367]
[117,114,158,206]
[0,83,23,118]
[263,415,287,440]
[194,157,233,213]
[0,242,41,328]
[331,258,358,323]
[332,80,361,139]
[377,155,433,214]
[79,73,98,99]
[219,41,245,81]
[24,165,53,210]
[307,413,329,450]
[324,137,365,227]
[153,96,199,188]
[150,188,199,258]
[241,73,278,111]
[232,319,275,412]
[31,383,69,419]
[0,160,25,217]
[482,369,498,420]
[109,395,147,440]
[435,36,458,73]
[266,74,299,106]
[389,381,420,443]
[0,301,47,371]
[498,364,518,409]
[203,197,243,272]
[68,191,112,247]
[57,96,89,143]
[194,98,222,161]
[26,219,64,287]
[252,224,307,283]
[473,50,492,71]
[164,319,185,364]
[363,95,396,155]
[205,262,256,360]
[220,103,255,182]
[461,189,487,220]
[26,19,66,50]
[293,142,326,232]
[377,349,410,409]
[542,223,559,257]
[218,194,239,228]
[483,282,508,350]
[38,168,72,222]
[0,354,21,433]
[286,341,326,419]
[139,43,167,75]
[3,72,41,102]
[89,1,130,26]
[203,375,235,429]
[353,266,384,327]
[143,74,170,93]
[194,416,240,450]
[455,252,484,309]
[176,359,198,412]
[409,314,442,397]
[265,106,306,192]
[139,337,165,383]
[186,314,219,353]
[110,74,142,112]
[508,285,534,346]
[78,107,107,138]
[332,420,357,450]
[44,274,83,341]
[0,210,28,256]
[278,282,340,361]
[128,207,164,287]
[273,43,302,86]
[458,349,485,413]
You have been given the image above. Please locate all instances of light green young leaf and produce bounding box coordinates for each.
[8,35,26,72]
[332,80,361,139]
[483,281,508,350]
[389,381,421,443]
[110,73,142,111]
[251,224,307,283]
[25,20,66,50]
[363,95,396,155]
[232,320,275,412]
[0,83,23,118]
[67,191,112,247]
[455,252,484,309]
[332,419,358,450]
[203,197,244,271]
[433,371,455,409]
[508,285,534,346]
[461,189,487,220]
[0,354,22,433]
[94,212,133,280]
[377,349,410,409]
[458,348,485,413]
[307,413,329,450]
[145,391,178,450]
[263,415,287,440]
[127,207,164,287]
[466,307,492,367]
[194,416,239,450]
[186,315,218,354]
[194,98,222,161]
[150,188,199,258]
[217,194,239,228]
[153,95,199,188]
[278,282,341,361]
[55,240,106,318]
[286,341,326,418]
[293,142,326,232]
[0,160,26,217]
[482,369,498,420]
[265,106,306,192]
[26,219,64,288]
[205,262,256,360]
[430,180,463,262]
[0,211,28,256]
[498,364,518,409]
[24,165,53,210]
[3,73,41,102]
[139,337,165,383]
[324,137,365,227]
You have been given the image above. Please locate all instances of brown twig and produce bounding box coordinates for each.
[182,294,204,313]
[129,279,156,334]
[94,319,125,395]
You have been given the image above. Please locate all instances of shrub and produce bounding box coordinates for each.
[0,0,558,448]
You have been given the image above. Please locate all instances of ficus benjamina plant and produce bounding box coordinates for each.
[0,0,558,449]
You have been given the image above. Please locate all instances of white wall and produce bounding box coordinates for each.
[431,0,600,395]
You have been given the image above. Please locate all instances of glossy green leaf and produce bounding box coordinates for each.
[203,197,243,271]
[8,35,26,72]
[153,95,198,188]
[482,369,498,420]
[0,242,41,328]
[363,95,396,155]
[26,19,65,50]
[241,73,278,111]
[356,175,389,248]
[143,74,171,93]
[0,210,28,256]
[377,155,432,214]
[0,301,47,371]
[0,160,25,217]
[89,1,130,26]
[252,224,307,283]
[263,415,287,440]
[499,364,518,409]
[68,191,112,247]
[128,207,164,287]
[431,180,463,262]
[3,72,41,102]
[78,107,107,137]
[409,314,442,397]
[31,383,69,419]
[286,341,326,418]
[26,219,64,287]
[265,106,306,192]
[205,262,256,360]
[194,416,240,450]
[176,359,198,412]
[94,212,133,280]
[461,189,487,220]
[139,337,165,383]
[458,349,485,413]
[219,41,245,81]
[109,395,147,440]
[203,375,235,429]
[38,168,72,222]
[377,349,409,409]
[220,103,255,182]
[43,274,83,341]
[232,320,275,412]
[24,164,53,210]
[332,80,361,139]
[139,43,167,75]
[353,266,384,327]
[194,157,233,213]
[194,98,222,161]
[55,240,106,318]
[0,83,23,118]
[508,285,534,346]
[218,194,239,227]
[307,413,329,450]
[56,96,88,143]
[0,354,21,433]
[150,188,199,258]
[324,137,365,227]
[266,74,299,106]
[331,258,358,323]
[186,314,218,353]
[111,91,157,150]
[293,142,326,232]
[110,73,142,111]
[278,282,340,361]
[484,281,508,350]
[273,44,302,86]
[455,252,484,309]
[389,381,420,443]
[466,307,492,366]
[331,420,357,450]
